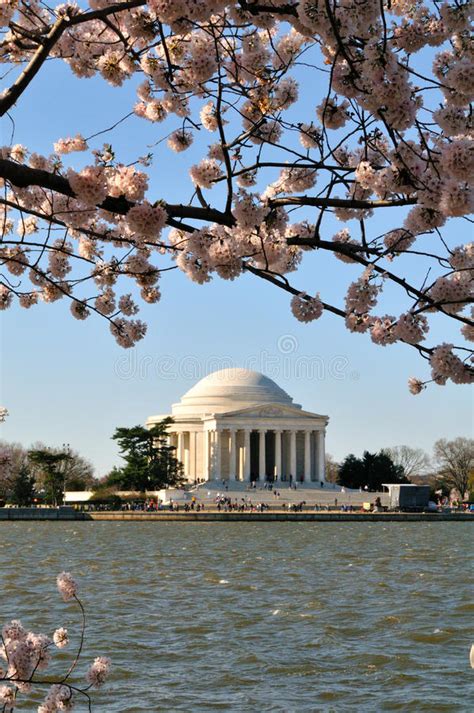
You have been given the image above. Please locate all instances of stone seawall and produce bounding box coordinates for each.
[0,508,472,522]
[0,507,78,520]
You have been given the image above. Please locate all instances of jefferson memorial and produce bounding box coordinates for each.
[146,369,328,484]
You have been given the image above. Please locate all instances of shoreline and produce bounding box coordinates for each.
[0,509,472,522]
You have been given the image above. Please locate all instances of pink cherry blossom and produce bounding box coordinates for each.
[408,377,424,395]
[439,137,474,181]
[54,134,88,154]
[125,201,167,241]
[232,192,268,230]
[67,166,107,207]
[0,286,13,310]
[53,628,69,649]
[394,313,429,344]
[200,101,219,131]
[39,684,73,712]
[107,166,148,202]
[86,657,111,688]
[332,229,359,263]
[167,130,194,153]
[1,574,110,709]
[430,343,473,385]
[0,0,471,394]
[316,97,350,130]
[370,315,398,346]
[299,123,321,150]
[56,572,77,602]
[291,293,323,322]
[189,159,223,189]
[0,685,15,711]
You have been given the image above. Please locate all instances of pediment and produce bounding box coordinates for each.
[216,403,327,420]
[244,405,291,417]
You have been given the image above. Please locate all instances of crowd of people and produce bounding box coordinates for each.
[73,492,473,514]
[212,496,270,512]
[80,496,379,513]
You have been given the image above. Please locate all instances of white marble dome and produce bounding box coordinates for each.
[171,368,301,416]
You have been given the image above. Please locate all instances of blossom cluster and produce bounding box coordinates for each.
[0,0,471,390]
[189,159,223,189]
[56,571,77,601]
[0,574,110,711]
[291,293,324,322]
[86,657,112,688]
[124,201,167,241]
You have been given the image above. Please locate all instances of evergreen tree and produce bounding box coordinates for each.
[10,466,36,506]
[110,418,183,491]
[28,450,71,505]
[339,451,408,491]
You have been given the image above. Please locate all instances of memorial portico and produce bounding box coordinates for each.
[146,369,328,484]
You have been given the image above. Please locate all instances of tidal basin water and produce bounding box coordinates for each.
[1,522,473,712]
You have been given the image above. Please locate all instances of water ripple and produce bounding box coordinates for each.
[0,521,472,711]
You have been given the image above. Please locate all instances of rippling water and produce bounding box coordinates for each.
[1,522,473,711]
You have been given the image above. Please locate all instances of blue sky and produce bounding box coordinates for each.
[0,37,472,476]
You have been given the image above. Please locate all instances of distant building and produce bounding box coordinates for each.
[146,368,328,484]
[383,484,431,510]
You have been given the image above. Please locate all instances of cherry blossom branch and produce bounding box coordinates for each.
[0,2,150,116]
[214,47,234,214]
[238,2,298,15]
[59,596,85,685]
[0,159,417,221]
[0,158,233,226]
[286,236,473,327]
[0,17,66,116]
[244,263,457,366]
[0,573,110,712]
[66,1,146,27]
[244,262,345,318]
[0,1,471,389]
[269,196,418,210]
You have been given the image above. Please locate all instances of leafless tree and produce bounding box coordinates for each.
[433,437,474,498]
[0,439,29,498]
[36,444,95,490]
[325,453,340,484]
[382,445,430,480]
[0,439,95,497]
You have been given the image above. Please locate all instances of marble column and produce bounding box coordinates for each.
[191,431,197,480]
[229,429,237,481]
[209,430,216,480]
[177,432,184,467]
[238,443,244,481]
[304,430,311,483]
[259,429,266,481]
[243,429,251,481]
[290,430,297,480]
[317,429,326,483]
[184,435,190,477]
[215,429,222,481]
[203,430,209,481]
[274,430,282,481]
